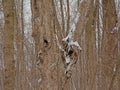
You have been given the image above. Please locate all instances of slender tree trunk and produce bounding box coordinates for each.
[0,0,4,90]
[100,0,119,90]
[84,1,97,90]
[14,0,24,90]
[3,0,15,90]
[31,0,67,89]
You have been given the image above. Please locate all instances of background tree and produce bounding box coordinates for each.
[0,0,120,90]
[3,0,15,90]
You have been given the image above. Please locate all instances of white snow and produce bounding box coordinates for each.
[55,34,64,52]
[62,31,73,41]
[111,26,118,33]
[38,78,42,83]
[68,41,82,50]
[65,55,71,63]
[64,62,72,74]
[54,0,82,75]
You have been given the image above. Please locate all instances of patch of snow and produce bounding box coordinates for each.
[111,26,118,33]
[65,62,72,74]
[68,41,82,50]
[55,34,64,51]
[38,78,42,83]
[65,55,71,63]
[62,31,73,41]
[70,12,80,32]
[54,0,82,75]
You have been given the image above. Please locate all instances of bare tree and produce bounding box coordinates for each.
[0,0,4,90]
[3,0,15,90]
[0,0,120,90]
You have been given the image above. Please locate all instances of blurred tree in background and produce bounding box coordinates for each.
[0,0,120,90]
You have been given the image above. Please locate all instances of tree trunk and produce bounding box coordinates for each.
[100,0,119,90]
[0,0,4,90]
[3,0,15,90]
[31,0,61,89]
[1,0,120,90]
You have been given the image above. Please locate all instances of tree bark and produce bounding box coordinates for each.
[3,0,15,90]
[100,0,119,90]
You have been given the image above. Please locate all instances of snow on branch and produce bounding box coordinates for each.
[54,0,82,78]
[55,27,82,75]
[62,30,81,49]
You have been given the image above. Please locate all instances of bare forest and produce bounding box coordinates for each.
[0,0,120,90]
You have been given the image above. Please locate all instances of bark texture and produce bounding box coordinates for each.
[3,0,15,90]
[0,0,120,90]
